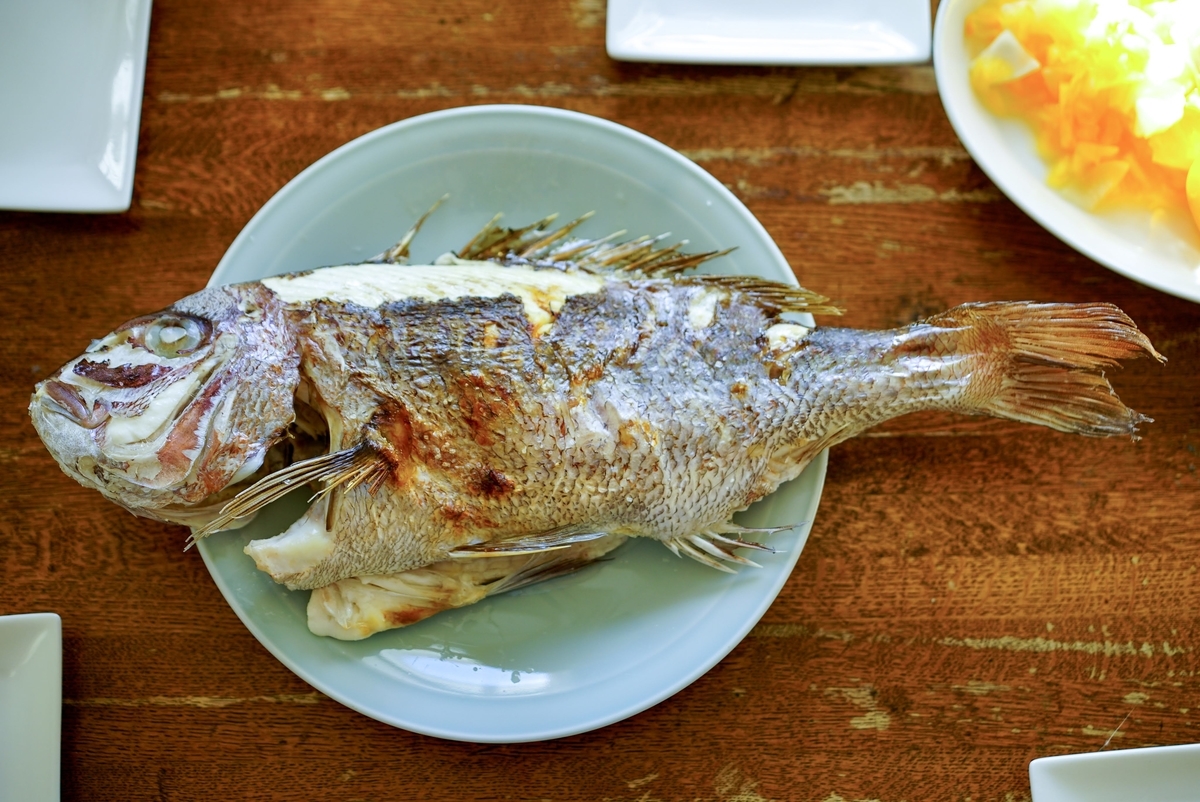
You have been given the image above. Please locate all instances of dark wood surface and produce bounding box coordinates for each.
[3,1,1198,799]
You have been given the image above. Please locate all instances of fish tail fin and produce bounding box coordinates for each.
[929,302,1164,438]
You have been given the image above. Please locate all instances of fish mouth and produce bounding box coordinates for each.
[38,380,111,429]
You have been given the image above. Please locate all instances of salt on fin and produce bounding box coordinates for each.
[930,301,1165,438]
[687,275,844,316]
[186,442,389,549]
[368,194,450,264]
[455,212,732,278]
[449,524,610,558]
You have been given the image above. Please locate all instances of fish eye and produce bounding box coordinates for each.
[144,316,207,358]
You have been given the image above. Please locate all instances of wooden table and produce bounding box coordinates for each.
[3,1,1198,799]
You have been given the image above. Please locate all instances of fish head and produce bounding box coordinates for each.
[30,283,300,525]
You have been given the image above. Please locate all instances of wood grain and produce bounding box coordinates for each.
[2,1,1198,799]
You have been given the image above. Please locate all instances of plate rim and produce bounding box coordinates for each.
[199,104,829,742]
[933,0,1200,304]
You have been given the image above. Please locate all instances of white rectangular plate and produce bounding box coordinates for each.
[606,0,931,65]
[0,0,153,212]
[1030,744,1200,802]
[0,613,62,802]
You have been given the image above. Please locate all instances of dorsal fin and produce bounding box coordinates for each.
[367,207,835,303]
[684,275,844,316]
[454,212,731,278]
[459,213,562,261]
[369,195,449,264]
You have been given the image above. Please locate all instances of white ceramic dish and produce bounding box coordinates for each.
[0,613,62,802]
[934,0,1200,303]
[0,0,152,213]
[606,0,931,65]
[199,105,827,742]
[1030,743,1200,802]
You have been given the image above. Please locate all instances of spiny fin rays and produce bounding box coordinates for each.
[365,205,841,310]
[688,275,844,316]
[369,194,450,264]
[185,442,389,550]
[453,211,733,278]
[449,525,609,558]
[666,525,796,571]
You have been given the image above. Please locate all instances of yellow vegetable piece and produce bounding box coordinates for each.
[1187,158,1200,233]
[966,0,1199,230]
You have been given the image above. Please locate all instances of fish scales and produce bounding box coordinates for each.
[272,280,795,591]
[28,213,1163,639]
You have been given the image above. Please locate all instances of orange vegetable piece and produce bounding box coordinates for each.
[965,0,1197,230]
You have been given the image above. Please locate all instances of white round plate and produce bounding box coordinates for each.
[198,105,827,742]
[934,0,1200,303]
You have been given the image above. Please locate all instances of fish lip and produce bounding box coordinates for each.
[38,379,111,429]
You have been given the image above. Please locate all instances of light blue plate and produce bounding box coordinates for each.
[200,105,827,742]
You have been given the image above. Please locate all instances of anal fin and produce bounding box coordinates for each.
[307,534,628,640]
[449,524,610,558]
[666,522,796,572]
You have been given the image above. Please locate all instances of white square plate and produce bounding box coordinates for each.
[1030,744,1200,802]
[606,0,931,65]
[0,0,153,213]
[0,613,62,802]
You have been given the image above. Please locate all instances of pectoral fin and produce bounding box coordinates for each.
[186,441,389,548]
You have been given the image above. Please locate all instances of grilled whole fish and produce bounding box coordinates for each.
[29,211,1163,640]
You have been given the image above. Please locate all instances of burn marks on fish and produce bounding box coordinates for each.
[364,294,537,368]
[285,295,537,526]
[474,466,514,498]
[456,372,516,448]
[227,274,823,587]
